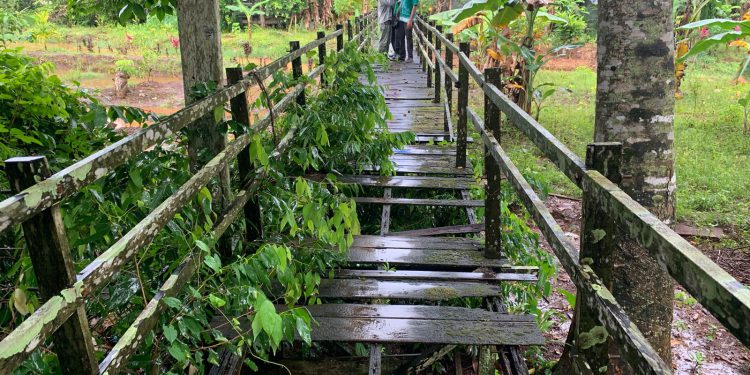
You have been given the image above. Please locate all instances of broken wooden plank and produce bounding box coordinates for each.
[334,269,536,282]
[674,223,725,239]
[353,197,483,207]
[386,223,484,237]
[346,247,509,268]
[318,279,503,300]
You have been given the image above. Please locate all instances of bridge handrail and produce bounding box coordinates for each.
[0,14,375,373]
[414,13,749,374]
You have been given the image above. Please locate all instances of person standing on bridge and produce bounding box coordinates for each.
[377,0,397,55]
[391,0,418,62]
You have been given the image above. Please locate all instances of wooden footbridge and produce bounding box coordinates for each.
[0,12,748,375]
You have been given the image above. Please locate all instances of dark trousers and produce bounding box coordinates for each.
[392,20,414,60]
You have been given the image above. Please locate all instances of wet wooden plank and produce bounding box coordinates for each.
[302,304,534,322]
[394,145,456,156]
[353,197,483,207]
[363,164,473,175]
[353,234,480,248]
[346,248,510,268]
[337,175,473,190]
[310,316,544,345]
[386,223,484,237]
[334,270,536,282]
[318,279,503,300]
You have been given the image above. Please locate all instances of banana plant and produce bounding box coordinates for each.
[226,0,272,42]
[677,16,750,78]
[432,0,573,113]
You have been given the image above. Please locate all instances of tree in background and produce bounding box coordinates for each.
[594,0,676,367]
[225,0,271,41]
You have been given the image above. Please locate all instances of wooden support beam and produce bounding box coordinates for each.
[444,32,454,133]
[484,68,502,259]
[456,42,470,168]
[369,345,381,375]
[336,24,344,51]
[317,31,327,87]
[226,67,263,247]
[434,25,442,103]
[290,41,306,107]
[6,157,98,374]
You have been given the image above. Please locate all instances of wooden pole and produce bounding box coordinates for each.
[484,68,502,259]
[317,31,327,87]
[336,24,344,51]
[444,32,454,133]
[290,41,306,107]
[6,156,98,374]
[347,19,353,42]
[557,142,623,373]
[456,42,470,168]
[426,22,433,88]
[434,25,442,103]
[226,67,263,247]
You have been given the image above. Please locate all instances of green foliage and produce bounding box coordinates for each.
[2,44,407,373]
[0,8,29,46]
[115,58,136,75]
[0,48,127,168]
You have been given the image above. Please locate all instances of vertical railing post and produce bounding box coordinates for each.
[456,42,470,168]
[444,33,454,133]
[226,68,263,246]
[347,19,353,42]
[562,142,623,371]
[419,21,427,73]
[317,31,327,87]
[336,24,344,51]
[426,22,433,88]
[5,156,98,374]
[290,41,306,107]
[434,25,442,103]
[355,16,361,43]
[484,68,502,259]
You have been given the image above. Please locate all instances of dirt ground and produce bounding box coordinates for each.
[540,195,750,375]
[545,44,597,71]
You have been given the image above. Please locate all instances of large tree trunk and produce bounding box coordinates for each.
[595,0,676,366]
[176,0,231,255]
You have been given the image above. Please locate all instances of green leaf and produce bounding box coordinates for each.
[679,31,744,61]
[163,296,182,309]
[195,239,211,253]
[208,294,226,308]
[163,324,178,343]
[204,254,222,274]
[275,246,288,272]
[295,316,311,344]
[167,340,190,363]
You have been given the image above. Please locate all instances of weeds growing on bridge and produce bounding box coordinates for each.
[0,45,411,373]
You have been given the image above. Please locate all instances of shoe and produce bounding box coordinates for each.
[387,54,397,60]
[405,57,414,63]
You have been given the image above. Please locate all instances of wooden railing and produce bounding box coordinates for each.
[0,14,375,374]
[413,15,749,375]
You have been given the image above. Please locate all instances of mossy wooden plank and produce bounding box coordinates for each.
[387,223,483,237]
[301,304,535,322]
[353,234,480,248]
[353,197,483,207]
[310,316,543,345]
[336,175,473,190]
[318,279,503,300]
[335,270,536,282]
[346,248,509,268]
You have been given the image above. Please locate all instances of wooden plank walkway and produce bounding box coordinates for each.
[295,58,543,374]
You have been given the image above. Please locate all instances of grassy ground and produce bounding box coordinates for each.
[11,17,321,71]
[492,49,750,241]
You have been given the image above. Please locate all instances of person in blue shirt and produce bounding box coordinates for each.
[390,0,418,62]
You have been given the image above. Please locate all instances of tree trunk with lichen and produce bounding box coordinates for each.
[176,0,231,256]
[595,0,676,367]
